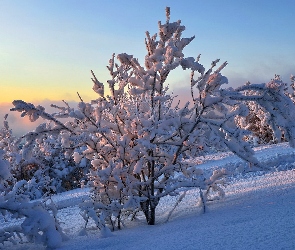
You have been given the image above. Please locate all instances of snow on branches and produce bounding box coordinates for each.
[0,118,67,248]
[228,75,295,146]
[9,7,295,235]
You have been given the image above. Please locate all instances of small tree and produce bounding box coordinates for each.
[0,117,67,248]
[228,75,295,147]
[0,114,88,199]
[0,115,22,177]
[10,7,295,231]
[19,127,88,195]
[235,77,288,145]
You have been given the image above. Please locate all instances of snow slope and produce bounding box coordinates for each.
[2,143,295,250]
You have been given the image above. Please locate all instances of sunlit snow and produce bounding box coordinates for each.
[2,143,295,249]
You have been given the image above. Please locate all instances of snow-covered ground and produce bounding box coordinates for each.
[2,143,295,250]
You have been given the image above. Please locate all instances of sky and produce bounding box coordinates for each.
[1,0,295,135]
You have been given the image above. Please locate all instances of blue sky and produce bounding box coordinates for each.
[1,0,295,134]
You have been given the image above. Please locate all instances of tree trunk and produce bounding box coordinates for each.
[142,152,156,225]
[148,205,155,225]
[140,201,156,225]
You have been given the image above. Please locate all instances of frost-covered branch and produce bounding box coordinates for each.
[9,7,295,235]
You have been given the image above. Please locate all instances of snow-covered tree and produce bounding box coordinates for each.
[0,114,87,199]
[0,179,65,248]
[10,7,295,232]
[17,127,89,196]
[0,115,21,176]
[230,75,295,146]
[0,117,66,248]
[235,77,288,145]
[288,75,295,101]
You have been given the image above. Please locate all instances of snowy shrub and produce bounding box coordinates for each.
[0,150,11,189]
[287,75,295,101]
[0,181,65,248]
[0,118,66,248]
[229,75,295,146]
[17,128,89,195]
[10,7,295,233]
[5,121,90,198]
[235,78,288,145]
[0,115,21,182]
[0,154,66,249]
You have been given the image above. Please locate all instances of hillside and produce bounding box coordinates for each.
[2,143,295,249]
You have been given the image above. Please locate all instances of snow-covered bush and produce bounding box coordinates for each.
[0,115,86,200]
[16,127,89,196]
[0,115,21,180]
[235,78,288,145]
[0,159,61,248]
[287,75,295,101]
[0,119,66,248]
[0,150,11,189]
[230,75,295,146]
[0,115,13,153]
[10,7,295,233]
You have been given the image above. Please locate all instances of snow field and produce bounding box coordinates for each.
[2,143,295,249]
[55,169,295,250]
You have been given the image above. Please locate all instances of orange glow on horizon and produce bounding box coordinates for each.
[1,84,104,104]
